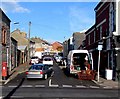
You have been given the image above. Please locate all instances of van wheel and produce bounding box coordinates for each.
[44,74,48,80]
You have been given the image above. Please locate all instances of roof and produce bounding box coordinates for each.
[31,37,51,45]
[0,8,11,22]
[11,37,17,43]
[85,25,95,34]
[94,0,107,11]
[11,29,29,46]
[52,42,63,51]
[35,48,44,52]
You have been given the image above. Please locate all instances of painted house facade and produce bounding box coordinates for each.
[72,32,85,50]
[85,0,120,80]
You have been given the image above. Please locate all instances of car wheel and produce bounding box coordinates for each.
[44,74,48,80]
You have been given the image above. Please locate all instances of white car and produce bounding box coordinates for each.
[43,57,53,65]
[55,56,62,63]
[30,56,39,65]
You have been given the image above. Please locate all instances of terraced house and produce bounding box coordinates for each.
[85,0,120,80]
[0,8,11,80]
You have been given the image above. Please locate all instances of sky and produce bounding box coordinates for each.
[1,0,99,43]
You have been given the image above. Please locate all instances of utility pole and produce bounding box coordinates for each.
[28,21,31,64]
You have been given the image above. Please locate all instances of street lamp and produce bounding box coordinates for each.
[28,21,31,63]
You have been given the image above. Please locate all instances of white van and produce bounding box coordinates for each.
[66,50,93,75]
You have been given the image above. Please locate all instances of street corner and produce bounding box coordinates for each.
[3,72,18,85]
[92,79,104,86]
[0,80,6,86]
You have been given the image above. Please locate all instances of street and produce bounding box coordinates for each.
[2,62,119,99]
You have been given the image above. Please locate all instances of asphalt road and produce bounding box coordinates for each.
[1,62,119,99]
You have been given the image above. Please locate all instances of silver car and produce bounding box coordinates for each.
[26,64,53,79]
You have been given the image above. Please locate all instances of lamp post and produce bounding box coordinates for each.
[97,42,103,82]
[28,21,31,63]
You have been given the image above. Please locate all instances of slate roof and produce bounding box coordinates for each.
[11,29,29,46]
[31,37,51,45]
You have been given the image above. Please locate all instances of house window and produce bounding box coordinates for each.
[100,26,102,40]
[111,2,116,32]
[2,26,7,45]
[88,35,90,45]
[94,31,96,43]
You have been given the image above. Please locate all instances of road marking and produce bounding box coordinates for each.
[114,86,118,88]
[49,84,59,87]
[99,84,103,86]
[103,86,113,89]
[10,96,24,98]
[0,96,3,99]
[8,85,17,88]
[89,86,100,88]
[35,85,45,87]
[49,79,51,86]
[51,71,54,77]
[4,79,10,85]
[62,85,72,88]
[76,85,86,88]
[21,85,33,88]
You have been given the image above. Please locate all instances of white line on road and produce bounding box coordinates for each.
[103,86,113,89]
[89,86,100,88]
[4,79,10,85]
[35,85,45,87]
[49,84,59,87]
[76,85,86,88]
[49,79,52,86]
[8,85,17,88]
[62,85,72,88]
[21,85,33,88]
[10,96,24,98]
[0,96,3,99]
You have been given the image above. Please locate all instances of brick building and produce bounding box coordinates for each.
[85,0,120,80]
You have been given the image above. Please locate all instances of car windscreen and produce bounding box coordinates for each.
[43,58,52,61]
[29,65,43,70]
[31,57,38,59]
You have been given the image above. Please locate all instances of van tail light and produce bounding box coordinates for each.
[70,65,74,70]
[40,71,43,74]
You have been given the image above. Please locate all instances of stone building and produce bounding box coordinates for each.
[0,8,11,80]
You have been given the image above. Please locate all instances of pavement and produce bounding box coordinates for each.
[0,61,30,85]
[59,66,119,89]
[0,64,119,89]
[93,75,119,89]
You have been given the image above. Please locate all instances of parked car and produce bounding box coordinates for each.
[30,56,39,65]
[26,64,53,79]
[43,56,53,65]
